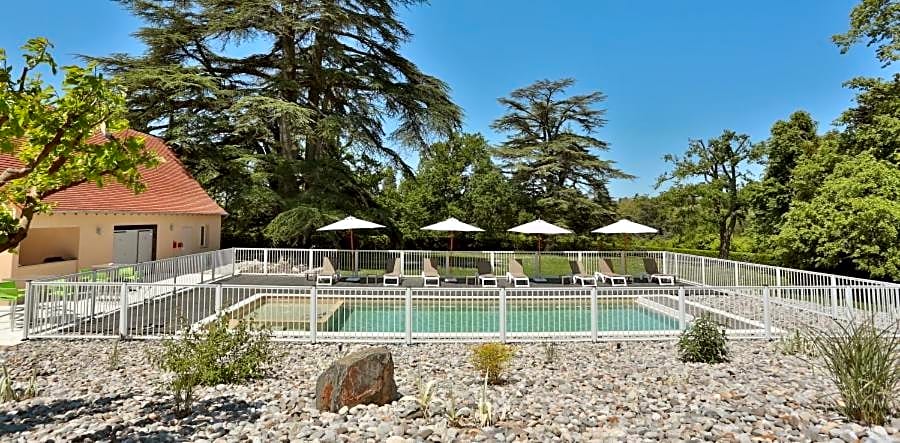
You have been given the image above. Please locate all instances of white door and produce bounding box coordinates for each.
[113,230,139,264]
[137,229,154,262]
[180,226,194,252]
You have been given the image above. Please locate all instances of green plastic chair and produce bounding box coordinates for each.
[117,267,139,282]
[0,281,24,301]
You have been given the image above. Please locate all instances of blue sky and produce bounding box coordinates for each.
[0,1,887,197]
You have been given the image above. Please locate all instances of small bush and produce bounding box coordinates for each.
[153,316,278,416]
[542,343,557,365]
[476,375,494,427]
[471,342,515,384]
[108,339,121,370]
[805,317,900,425]
[0,366,16,402]
[778,329,815,356]
[677,314,729,363]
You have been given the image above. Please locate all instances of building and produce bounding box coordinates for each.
[0,129,227,282]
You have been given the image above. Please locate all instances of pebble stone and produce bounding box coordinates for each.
[0,340,898,442]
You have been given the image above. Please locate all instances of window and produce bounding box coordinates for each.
[200,225,208,248]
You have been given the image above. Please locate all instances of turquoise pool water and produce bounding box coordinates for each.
[313,300,678,333]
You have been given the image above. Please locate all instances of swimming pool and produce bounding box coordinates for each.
[240,298,680,333]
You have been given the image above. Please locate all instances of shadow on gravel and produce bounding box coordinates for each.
[72,395,265,442]
[0,394,134,436]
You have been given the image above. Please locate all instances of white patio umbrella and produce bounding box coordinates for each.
[508,219,573,281]
[592,219,659,274]
[421,217,484,279]
[317,216,385,276]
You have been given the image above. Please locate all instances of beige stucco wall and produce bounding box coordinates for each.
[0,212,222,282]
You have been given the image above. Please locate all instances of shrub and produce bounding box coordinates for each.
[471,342,515,384]
[476,375,494,427]
[108,339,121,370]
[153,316,278,416]
[415,377,437,417]
[0,366,16,402]
[677,314,729,363]
[778,329,815,356]
[805,317,900,425]
[542,342,557,365]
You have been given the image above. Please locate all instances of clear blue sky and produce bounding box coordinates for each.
[0,1,887,197]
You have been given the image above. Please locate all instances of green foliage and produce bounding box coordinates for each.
[492,78,629,232]
[677,315,729,364]
[108,339,121,370]
[0,366,16,402]
[833,0,900,66]
[542,342,557,365]
[153,316,278,415]
[471,342,515,384]
[775,154,900,280]
[0,37,157,253]
[445,390,463,427]
[414,377,437,418]
[804,317,900,425]
[750,111,819,237]
[659,130,761,259]
[476,375,494,427]
[97,0,461,247]
[778,330,816,357]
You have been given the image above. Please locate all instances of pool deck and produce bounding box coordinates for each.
[219,274,673,289]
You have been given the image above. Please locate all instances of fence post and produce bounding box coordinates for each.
[829,276,839,318]
[762,286,771,339]
[399,251,406,278]
[701,259,707,286]
[215,284,223,314]
[263,249,269,275]
[844,287,854,319]
[405,287,413,345]
[733,263,739,287]
[22,282,32,339]
[231,249,238,277]
[118,283,129,339]
[678,286,686,330]
[590,287,598,342]
[310,287,318,344]
[211,252,217,282]
[499,288,507,343]
[775,268,782,299]
[490,251,496,271]
[674,253,680,280]
[661,251,668,275]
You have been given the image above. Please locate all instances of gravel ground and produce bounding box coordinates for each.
[1,340,898,442]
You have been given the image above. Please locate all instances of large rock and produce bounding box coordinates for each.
[316,347,400,412]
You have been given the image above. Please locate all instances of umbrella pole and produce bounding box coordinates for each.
[536,235,542,278]
[621,234,629,276]
[350,229,358,276]
[447,232,453,276]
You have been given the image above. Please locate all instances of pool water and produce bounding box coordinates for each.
[246,299,679,333]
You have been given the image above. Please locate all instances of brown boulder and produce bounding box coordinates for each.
[315,347,400,412]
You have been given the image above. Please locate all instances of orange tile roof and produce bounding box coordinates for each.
[0,129,227,215]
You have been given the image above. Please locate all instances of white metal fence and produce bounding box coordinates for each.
[20,247,899,341]
[22,282,900,342]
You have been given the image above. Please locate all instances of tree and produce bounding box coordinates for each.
[775,154,900,280]
[834,74,900,163]
[658,130,760,258]
[491,78,630,232]
[833,0,900,66]
[749,111,819,237]
[389,134,518,248]
[0,38,156,253]
[96,0,461,246]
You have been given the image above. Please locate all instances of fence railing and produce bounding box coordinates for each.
[23,281,900,342]
[232,248,896,288]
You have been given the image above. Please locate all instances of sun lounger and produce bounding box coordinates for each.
[506,258,530,288]
[568,260,597,286]
[316,257,340,286]
[643,258,675,285]
[422,258,441,287]
[595,259,629,287]
[475,260,498,287]
[383,258,402,287]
